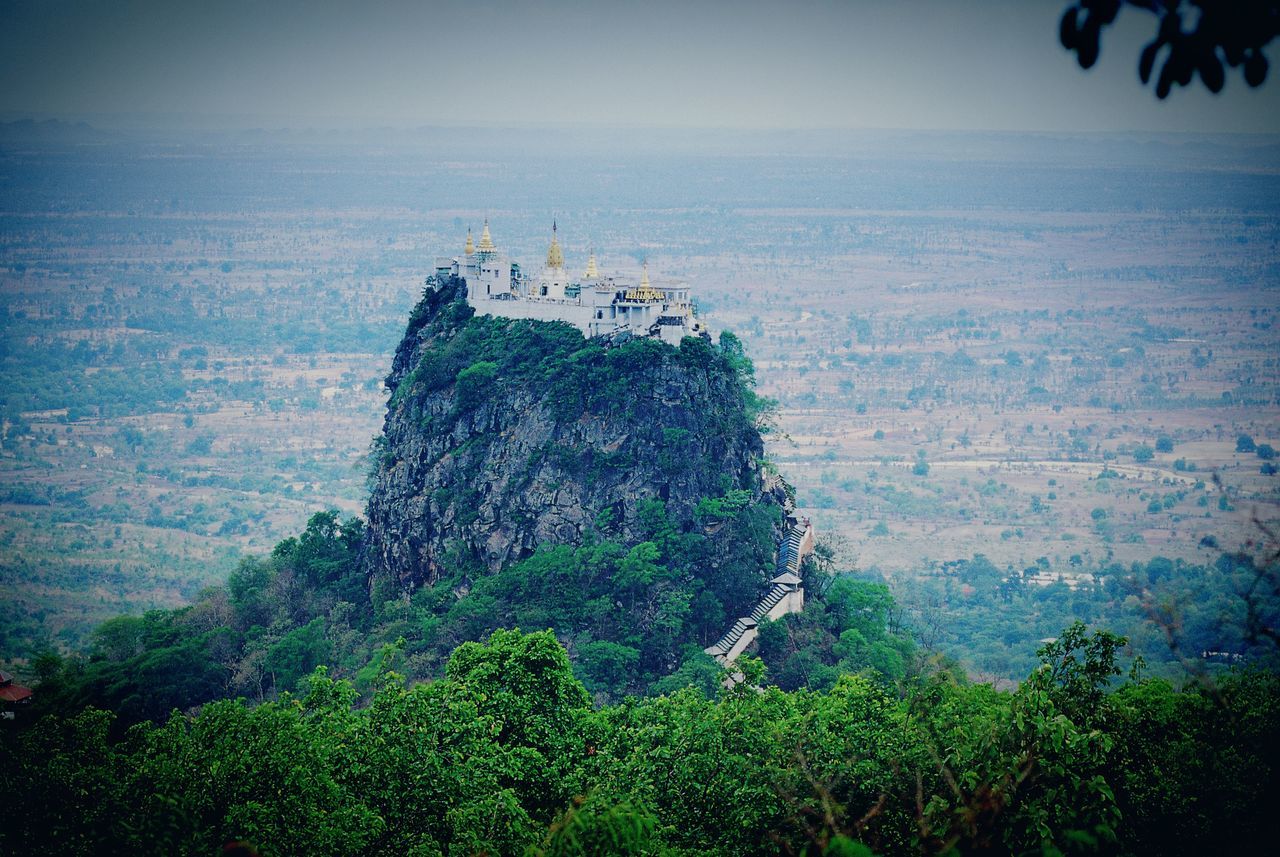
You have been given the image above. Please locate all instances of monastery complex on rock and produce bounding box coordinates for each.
[436,222,707,345]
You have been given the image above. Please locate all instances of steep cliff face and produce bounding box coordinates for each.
[362,277,789,609]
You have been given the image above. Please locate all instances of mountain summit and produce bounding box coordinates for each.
[361,276,791,623]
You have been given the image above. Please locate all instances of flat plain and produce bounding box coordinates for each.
[2,127,1277,656]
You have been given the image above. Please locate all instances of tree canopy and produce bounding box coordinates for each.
[3,625,1277,855]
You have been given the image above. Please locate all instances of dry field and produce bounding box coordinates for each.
[2,135,1277,653]
[694,208,1280,577]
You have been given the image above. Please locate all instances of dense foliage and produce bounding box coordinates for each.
[755,572,916,691]
[27,501,922,724]
[4,626,1277,856]
[893,551,1280,682]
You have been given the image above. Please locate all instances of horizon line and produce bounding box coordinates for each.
[5,112,1280,142]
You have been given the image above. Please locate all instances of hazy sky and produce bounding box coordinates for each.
[2,0,1277,133]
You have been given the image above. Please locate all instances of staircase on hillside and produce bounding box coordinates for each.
[704,617,759,662]
[750,582,792,622]
[703,517,814,667]
[776,523,807,576]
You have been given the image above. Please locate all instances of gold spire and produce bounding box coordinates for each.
[546,220,564,269]
[624,260,665,303]
[477,219,495,254]
[583,248,599,279]
[464,228,475,255]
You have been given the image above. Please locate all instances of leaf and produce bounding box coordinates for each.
[1245,51,1269,87]
[1175,53,1194,86]
[1060,8,1080,49]
[1200,53,1225,93]
[1156,60,1175,99]
[1078,34,1100,70]
[1139,42,1160,83]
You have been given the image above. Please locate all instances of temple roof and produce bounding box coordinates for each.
[623,261,665,302]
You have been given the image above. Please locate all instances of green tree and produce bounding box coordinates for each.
[327,668,537,854]
[595,686,786,854]
[446,629,594,819]
[825,578,894,639]
[648,647,725,696]
[128,695,380,855]
[1028,620,1126,729]
[577,640,641,697]
[911,657,1120,855]
[264,618,332,692]
[454,360,498,411]
[0,709,128,855]
[774,675,916,853]
[90,615,147,662]
[533,795,658,857]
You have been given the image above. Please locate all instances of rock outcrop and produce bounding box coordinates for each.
[361,277,789,598]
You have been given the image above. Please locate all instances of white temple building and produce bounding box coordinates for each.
[435,221,706,345]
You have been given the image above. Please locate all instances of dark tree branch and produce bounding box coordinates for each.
[1061,0,1279,97]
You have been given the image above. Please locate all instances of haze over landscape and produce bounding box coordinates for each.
[2,1,1279,855]
[5,0,1280,133]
